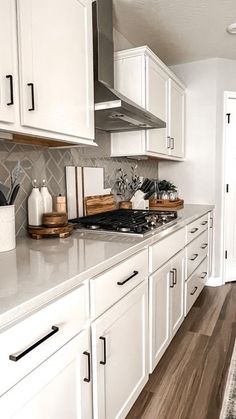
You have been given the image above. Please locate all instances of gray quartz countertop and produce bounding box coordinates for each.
[0,204,214,330]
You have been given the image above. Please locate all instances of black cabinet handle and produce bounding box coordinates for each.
[201,221,208,226]
[9,326,59,362]
[200,271,207,279]
[83,351,91,383]
[27,83,35,111]
[190,253,198,261]
[99,336,106,365]
[190,227,199,234]
[173,268,177,285]
[6,75,14,105]
[190,286,198,296]
[117,270,138,286]
[201,243,208,249]
[170,270,175,288]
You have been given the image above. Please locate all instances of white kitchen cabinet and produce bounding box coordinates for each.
[0,0,19,126]
[0,329,92,419]
[92,281,148,419]
[111,46,185,160]
[208,211,214,278]
[17,0,94,141]
[149,249,185,372]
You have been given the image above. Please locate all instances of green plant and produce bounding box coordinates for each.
[158,180,177,192]
[115,166,141,200]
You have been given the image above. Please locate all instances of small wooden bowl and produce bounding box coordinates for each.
[42,212,68,227]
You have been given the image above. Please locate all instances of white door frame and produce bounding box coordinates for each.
[222,91,236,283]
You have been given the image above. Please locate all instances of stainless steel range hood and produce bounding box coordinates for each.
[92,0,166,133]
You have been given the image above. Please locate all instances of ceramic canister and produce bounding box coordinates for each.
[0,205,16,252]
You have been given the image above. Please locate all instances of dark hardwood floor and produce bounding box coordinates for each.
[126,283,236,419]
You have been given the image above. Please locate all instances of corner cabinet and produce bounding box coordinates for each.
[0,0,95,145]
[111,47,185,160]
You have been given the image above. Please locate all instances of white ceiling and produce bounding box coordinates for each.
[113,0,236,65]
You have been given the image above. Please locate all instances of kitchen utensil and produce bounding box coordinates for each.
[53,195,67,213]
[42,212,68,227]
[9,184,20,205]
[27,224,74,240]
[0,190,7,206]
[0,183,10,200]
[84,194,116,216]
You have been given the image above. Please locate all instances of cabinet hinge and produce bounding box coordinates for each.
[225,250,228,259]
[226,184,229,193]
[226,113,231,124]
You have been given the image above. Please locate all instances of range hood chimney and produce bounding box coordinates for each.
[92,0,166,133]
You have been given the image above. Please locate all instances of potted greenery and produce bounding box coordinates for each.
[158,180,178,200]
[114,166,141,208]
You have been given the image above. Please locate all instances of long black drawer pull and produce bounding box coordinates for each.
[170,270,175,288]
[6,75,14,105]
[201,243,208,249]
[173,268,177,285]
[83,351,91,383]
[201,221,208,225]
[190,286,198,296]
[190,253,198,261]
[99,336,106,365]
[200,272,207,279]
[117,270,138,286]
[9,326,59,362]
[27,83,35,111]
[190,228,198,234]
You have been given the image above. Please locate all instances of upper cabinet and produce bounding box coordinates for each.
[111,47,185,160]
[0,0,95,146]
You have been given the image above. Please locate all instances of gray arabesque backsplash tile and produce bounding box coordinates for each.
[0,130,159,236]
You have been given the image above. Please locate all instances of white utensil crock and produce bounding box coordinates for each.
[0,205,16,252]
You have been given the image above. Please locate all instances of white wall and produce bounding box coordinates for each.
[159,58,236,282]
[113,28,134,51]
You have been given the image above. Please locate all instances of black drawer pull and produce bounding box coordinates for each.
[117,270,138,286]
[99,336,106,365]
[170,270,175,288]
[6,75,14,105]
[173,268,177,285]
[27,82,35,111]
[9,326,59,362]
[200,271,207,279]
[83,351,91,383]
[190,228,198,234]
[201,243,208,249]
[190,253,198,261]
[201,221,208,226]
[190,286,198,296]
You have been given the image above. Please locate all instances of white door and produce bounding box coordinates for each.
[17,0,94,140]
[149,262,170,373]
[170,250,185,337]
[0,0,19,124]
[224,97,236,282]
[0,330,92,419]
[92,282,148,419]
[168,79,185,158]
[146,56,168,155]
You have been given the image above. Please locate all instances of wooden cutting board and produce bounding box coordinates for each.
[84,194,117,216]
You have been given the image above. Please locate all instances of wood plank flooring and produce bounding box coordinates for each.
[126,283,236,419]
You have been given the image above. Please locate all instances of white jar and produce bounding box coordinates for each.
[28,180,43,226]
[0,205,16,252]
[41,179,52,213]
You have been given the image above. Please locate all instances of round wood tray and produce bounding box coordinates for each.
[28,224,74,240]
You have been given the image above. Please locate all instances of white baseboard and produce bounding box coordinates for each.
[206,276,224,287]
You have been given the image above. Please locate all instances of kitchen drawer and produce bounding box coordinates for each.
[186,213,209,244]
[185,257,208,315]
[186,230,208,278]
[149,228,185,273]
[90,248,148,318]
[0,282,89,397]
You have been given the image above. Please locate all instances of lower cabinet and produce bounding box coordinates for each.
[0,329,92,419]
[91,281,149,419]
[149,249,185,372]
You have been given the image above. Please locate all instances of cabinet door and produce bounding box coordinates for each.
[0,330,92,419]
[17,0,94,140]
[170,250,185,337]
[149,262,171,372]
[0,0,19,124]
[168,79,185,158]
[92,282,148,419]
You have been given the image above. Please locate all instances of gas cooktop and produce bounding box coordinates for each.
[71,209,178,236]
